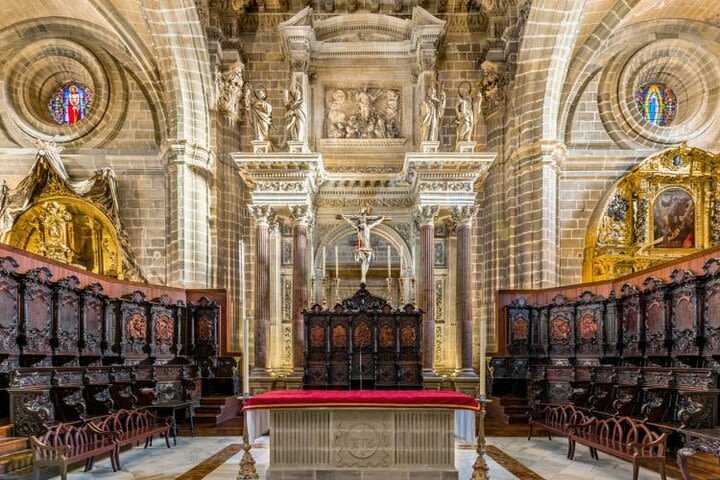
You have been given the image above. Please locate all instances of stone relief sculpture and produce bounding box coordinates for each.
[324,88,401,139]
[336,209,387,284]
[454,81,482,148]
[283,82,307,143]
[419,81,446,143]
[215,60,244,124]
[244,84,272,142]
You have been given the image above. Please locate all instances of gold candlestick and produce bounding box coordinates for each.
[398,277,405,306]
[386,277,392,307]
[237,397,259,480]
[334,277,341,304]
[471,405,489,480]
[321,276,328,309]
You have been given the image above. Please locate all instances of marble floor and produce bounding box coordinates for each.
[45,435,674,480]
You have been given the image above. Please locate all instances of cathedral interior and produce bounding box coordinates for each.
[0,0,719,479]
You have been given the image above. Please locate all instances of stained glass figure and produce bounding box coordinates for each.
[48,83,93,125]
[634,83,676,126]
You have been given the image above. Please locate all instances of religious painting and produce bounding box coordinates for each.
[310,324,325,348]
[332,324,348,348]
[634,83,676,126]
[379,324,394,348]
[400,324,416,347]
[48,82,93,125]
[653,188,695,249]
[550,317,570,342]
[353,321,371,348]
[324,87,401,139]
[155,315,174,344]
[127,314,146,340]
[197,316,213,342]
[578,314,598,341]
[512,317,529,341]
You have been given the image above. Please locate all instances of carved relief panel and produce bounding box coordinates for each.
[643,277,669,358]
[669,269,700,357]
[506,298,530,356]
[575,291,604,357]
[0,257,20,355]
[620,284,643,357]
[21,267,54,356]
[81,283,105,357]
[150,295,177,359]
[119,291,149,359]
[603,293,621,357]
[703,259,720,356]
[54,276,80,356]
[190,297,218,358]
[548,296,574,357]
[323,87,403,140]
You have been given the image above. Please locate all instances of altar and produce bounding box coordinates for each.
[243,389,481,479]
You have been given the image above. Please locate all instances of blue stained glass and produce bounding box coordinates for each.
[48,82,93,126]
[634,83,677,127]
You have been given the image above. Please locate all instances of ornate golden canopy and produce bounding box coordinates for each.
[583,145,720,281]
[0,142,145,281]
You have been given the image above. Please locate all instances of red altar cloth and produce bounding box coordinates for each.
[243,389,481,412]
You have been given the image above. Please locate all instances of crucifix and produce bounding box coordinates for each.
[336,208,387,284]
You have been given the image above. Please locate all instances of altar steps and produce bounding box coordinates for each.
[0,421,33,477]
[486,395,531,424]
[193,395,241,427]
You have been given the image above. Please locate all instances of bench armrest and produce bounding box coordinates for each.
[87,422,122,441]
[629,433,667,454]
[30,437,71,460]
[567,418,595,435]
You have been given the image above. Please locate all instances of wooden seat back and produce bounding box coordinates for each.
[582,416,666,457]
[34,423,113,459]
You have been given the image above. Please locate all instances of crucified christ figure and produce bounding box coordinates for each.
[336,209,386,284]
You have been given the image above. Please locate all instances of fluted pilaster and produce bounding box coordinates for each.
[249,205,273,374]
[290,205,313,372]
[415,205,439,375]
[453,205,478,377]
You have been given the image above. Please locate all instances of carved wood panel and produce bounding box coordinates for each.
[150,295,176,359]
[703,259,720,357]
[643,277,669,358]
[548,296,574,357]
[0,257,20,355]
[575,291,604,357]
[669,269,700,357]
[620,284,643,357]
[119,291,148,359]
[81,284,105,357]
[190,297,218,358]
[507,299,530,356]
[54,276,80,356]
[21,268,54,355]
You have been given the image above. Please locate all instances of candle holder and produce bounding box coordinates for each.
[471,404,489,480]
[386,277,392,307]
[398,277,405,306]
[321,276,328,309]
[410,277,416,305]
[334,277,341,304]
[237,395,259,480]
[310,277,316,307]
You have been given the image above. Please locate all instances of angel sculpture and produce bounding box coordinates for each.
[244,84,272,142]
[419,81,446,143]
[324,88,400,139]
[336,209,386,285]
[454,81,483,148]
[283,82,306,143]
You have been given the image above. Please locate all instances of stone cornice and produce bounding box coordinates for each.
[161,139,215,175]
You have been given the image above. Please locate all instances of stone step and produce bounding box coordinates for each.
[194,413,221,424]
[0,449,33,475]
[0,438,28,457]
[199,396,229,406]
[196,405,222,415]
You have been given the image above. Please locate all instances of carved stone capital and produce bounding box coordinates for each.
[215,59,245,124]
[452,205,477,228]
[289,204,314,227]
[415,205,440,228]
[479,60,510,115]
[248,205,274,227]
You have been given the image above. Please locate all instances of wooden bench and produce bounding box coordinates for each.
[92,409,173,453]
[528,405,590,458]
[569,416,667,480]
[30,423,119,480]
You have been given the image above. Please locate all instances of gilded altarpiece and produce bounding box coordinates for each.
[584,146,720,281]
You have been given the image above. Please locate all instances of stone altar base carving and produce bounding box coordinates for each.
[266,408,458,480]
[252,140,271,154]
[286,140,309,153]
[420,141,440,153]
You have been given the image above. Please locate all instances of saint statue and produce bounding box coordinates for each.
[283,82,307,143]
[244,84,272,142]
[419,81,446,143]
[336,209,386,284]
[454,82,483,147]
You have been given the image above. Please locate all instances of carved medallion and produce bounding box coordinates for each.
[155,315,174,344]
[197,316,213,342]
[347,423,379,459]
[400,324,416,347]
[550,317,570,342]
[512,317,529,341]
[379,324,394,348]
[332,325,348,348]
[127,314,146,340]
[578,314,598,341]
[310,324,325,348]
[354,321,371,348]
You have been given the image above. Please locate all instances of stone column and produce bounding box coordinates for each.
[290,205,313,373]
[416,206,439,377]
[454,206,478,378]
[249,205,273,375]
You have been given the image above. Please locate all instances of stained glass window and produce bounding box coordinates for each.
[48,83,93,125]
[634,83,676,127]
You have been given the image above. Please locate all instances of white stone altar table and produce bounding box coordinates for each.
[243,389,481,480]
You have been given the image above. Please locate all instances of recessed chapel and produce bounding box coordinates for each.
[0,1,718,479]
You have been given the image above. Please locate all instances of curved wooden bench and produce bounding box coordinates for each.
[569,416,667,480]
[528,405,590,458]
[92,409,173,454]
[30,423,119,480]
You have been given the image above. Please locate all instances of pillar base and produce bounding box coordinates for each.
[285,369,304,390]
[251,140,271,153]
[422,369,443,390]
[454,374,480,397]
[287,140,309,153]
[249,370,274,395]
[455,141,477,153]
[420,141,440,153]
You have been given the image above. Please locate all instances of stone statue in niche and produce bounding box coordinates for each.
[454,81,482,148]
[283,82,307,143]
[336,209,387,284]
[215,60,244,124]
[244,84,272,142]
[419,81,446,143]
[324,88,401,139]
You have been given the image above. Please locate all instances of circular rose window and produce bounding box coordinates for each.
[48,82,93,125]
[634,82,677,126]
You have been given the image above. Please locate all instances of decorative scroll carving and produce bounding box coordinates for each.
[13,392,52,437]
[324,87,402,139]
[22,267,53,355]
[0,256,20,354]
